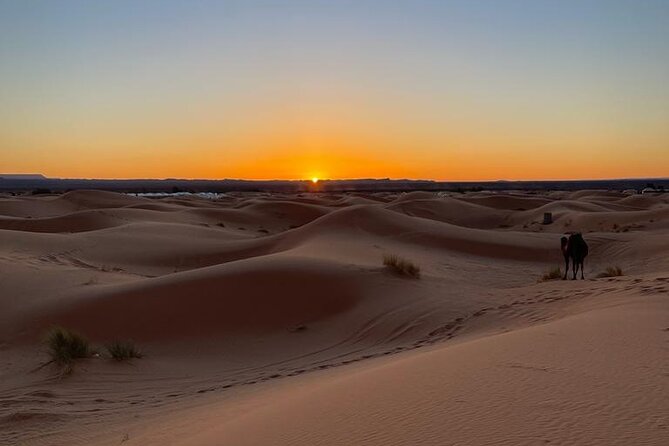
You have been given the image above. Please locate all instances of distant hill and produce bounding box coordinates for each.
[0,174,48,180]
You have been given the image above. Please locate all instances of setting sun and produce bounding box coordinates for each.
[311,177,319,184]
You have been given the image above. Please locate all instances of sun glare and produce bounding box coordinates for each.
[311,177,319,183]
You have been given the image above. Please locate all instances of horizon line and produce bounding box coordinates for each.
[2,174,668,183]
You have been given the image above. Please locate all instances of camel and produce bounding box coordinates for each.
[561,233,589,280]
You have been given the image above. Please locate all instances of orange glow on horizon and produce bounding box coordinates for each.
[5,96,668,181]
[4,137,668,182]
[9,152,667,182]
[3,63,668,181]
[3,99,668,181]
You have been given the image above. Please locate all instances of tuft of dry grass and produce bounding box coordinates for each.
[44,326,91,366]
[106,340,142,361]
[597,266,624,278]
[539,266,563,282]
[383,254,421,279]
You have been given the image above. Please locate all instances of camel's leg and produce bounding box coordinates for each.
[581,260,585,279]
[563,256,569,280]
[572,258,578,280]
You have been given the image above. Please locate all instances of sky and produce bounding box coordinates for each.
[1,0,668,180]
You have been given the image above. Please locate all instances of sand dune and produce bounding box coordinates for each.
[25,257,366,341]
[1,189,668,445]
[0,190,149,218]
[385,196,510,228]
[456,192,553,210]
[170,293,669,446]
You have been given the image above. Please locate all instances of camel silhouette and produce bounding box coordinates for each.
[561,233,589,280]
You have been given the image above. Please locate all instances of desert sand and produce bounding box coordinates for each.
[1,189,668,445]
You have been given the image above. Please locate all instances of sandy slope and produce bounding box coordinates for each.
[1,190,668,445]
[169,293,669,446]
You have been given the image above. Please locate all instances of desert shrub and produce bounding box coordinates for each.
[106,340,142,361]
[383,254,421,279]
[597,266,623,278]
[540,266,562,282]
[44,327,91,365]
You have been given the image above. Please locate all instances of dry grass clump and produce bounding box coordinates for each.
[383,254,421,279]
[39,328,143,376]
[106,340,143,361]
[44,326,91,366]
[540,266,563,282]
[597,266,624,278]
